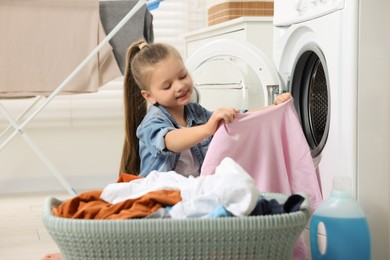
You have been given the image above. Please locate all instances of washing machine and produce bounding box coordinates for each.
[272,0,359,256]
[273,0,358,200]
[186,38,283,110]
[274,1,389,259]
[184,17,282,110]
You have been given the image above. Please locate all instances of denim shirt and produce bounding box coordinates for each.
[136,103,213,177]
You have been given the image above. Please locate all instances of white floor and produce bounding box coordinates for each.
[0,191,72,260]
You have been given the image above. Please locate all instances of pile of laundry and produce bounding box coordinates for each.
[53,157,305,220]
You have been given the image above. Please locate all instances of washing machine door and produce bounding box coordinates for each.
[186,39,282,111]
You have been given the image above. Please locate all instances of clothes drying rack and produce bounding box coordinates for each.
[0,0,160,196]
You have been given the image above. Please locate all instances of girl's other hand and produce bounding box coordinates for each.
[274,92,292,105]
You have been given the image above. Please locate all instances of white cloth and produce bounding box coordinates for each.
[174,148,200,177]
[101,157,260,218]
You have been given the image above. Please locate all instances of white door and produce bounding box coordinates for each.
[185,39,282,111]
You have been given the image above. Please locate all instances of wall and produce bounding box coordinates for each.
[152,0,207,56]
[358,0,390,258]
[0,79,125,193]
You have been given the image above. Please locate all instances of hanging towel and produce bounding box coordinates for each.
[0,0,121,97]
[99,0,154,74]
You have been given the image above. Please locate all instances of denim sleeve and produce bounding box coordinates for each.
[137,113,176,155]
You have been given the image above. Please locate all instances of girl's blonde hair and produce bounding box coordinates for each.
[119,40,182,175]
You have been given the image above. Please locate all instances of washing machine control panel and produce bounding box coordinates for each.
[274,0,345,26]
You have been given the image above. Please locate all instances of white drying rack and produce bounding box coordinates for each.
[0,0,149,196]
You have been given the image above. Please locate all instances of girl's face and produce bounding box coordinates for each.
[141,55,193,111]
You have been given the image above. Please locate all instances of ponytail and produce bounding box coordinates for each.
[119,40,181,175]
[119,41,148,175]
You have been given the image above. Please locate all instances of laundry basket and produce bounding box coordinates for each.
[43,192,310,260]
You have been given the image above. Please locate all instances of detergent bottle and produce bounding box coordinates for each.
[310,176,371,260]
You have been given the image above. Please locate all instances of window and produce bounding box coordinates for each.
[152,0,207,57]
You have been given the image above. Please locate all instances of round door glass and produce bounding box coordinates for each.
[191,55,266,111]
[292,50,330,157]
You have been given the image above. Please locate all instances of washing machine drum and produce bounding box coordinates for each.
[186,39,282,111]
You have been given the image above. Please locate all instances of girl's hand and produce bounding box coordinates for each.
[274,92,292,105]
[165,107,237,153]
[205,108,237,135]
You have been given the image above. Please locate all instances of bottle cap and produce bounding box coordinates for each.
[332,175,353,198]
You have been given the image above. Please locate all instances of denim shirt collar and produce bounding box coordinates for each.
[154,103,205,127]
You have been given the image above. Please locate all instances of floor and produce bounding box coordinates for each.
[0,191,72,260]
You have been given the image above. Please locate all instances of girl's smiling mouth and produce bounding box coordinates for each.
[176,90,189,100]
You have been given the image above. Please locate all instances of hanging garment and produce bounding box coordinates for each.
[0,0,121,97]
[99,0,154,74]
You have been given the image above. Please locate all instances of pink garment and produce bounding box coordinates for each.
[201,99,322,259]
[201,99,322,211]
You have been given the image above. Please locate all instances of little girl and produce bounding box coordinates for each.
[119,40,291,177]
[42,40,291,260]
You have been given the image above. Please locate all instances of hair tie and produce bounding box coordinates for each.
[139,42,148,50]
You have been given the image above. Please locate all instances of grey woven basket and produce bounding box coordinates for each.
[43,192,310,260]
